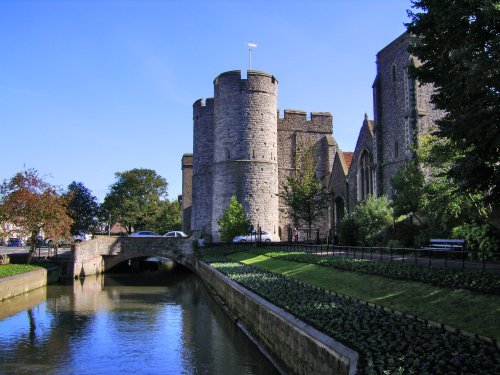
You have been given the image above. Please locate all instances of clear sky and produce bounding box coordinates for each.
[1,0,413,202]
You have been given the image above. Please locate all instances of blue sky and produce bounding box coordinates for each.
[1,0,413,202]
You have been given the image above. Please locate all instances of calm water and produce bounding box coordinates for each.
[0,264,279,375]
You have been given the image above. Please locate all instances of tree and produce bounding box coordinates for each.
[102,168,168,233]
[391,133,491,238]
[391,158,425,220]
[152,200,182,234]
[406,0,500,203]
[65,181,101,234]
[217,196,250,242]
[279,140,329,240]
[0,169,72,262]
[339,196,393,246]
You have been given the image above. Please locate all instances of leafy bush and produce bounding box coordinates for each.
[452,223,500,261]
[209,259,500,374]
[217,196,250,242]
[339,196,393,246]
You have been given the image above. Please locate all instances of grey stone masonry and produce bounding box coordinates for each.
[181,154,193,234]
[373,32,440,199]
[212,71,279,241]
[192,98,214,239]
[187,70,338,242]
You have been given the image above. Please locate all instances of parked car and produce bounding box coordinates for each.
[72,232,91,243]
[129,231,159,237]
[164,231,188,238]
[233,230,272,243]
[7,238,25,247]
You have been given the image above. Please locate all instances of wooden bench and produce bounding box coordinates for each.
[426,238,466,251]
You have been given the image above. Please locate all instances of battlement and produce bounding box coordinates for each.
[193,98,214,108]
[278,109,333,133]
[213,70,278,97]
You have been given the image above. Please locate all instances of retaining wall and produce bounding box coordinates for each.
[194,260,358,375]
[0,268,50,301]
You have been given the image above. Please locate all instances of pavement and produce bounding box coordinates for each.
[0,246,72,259]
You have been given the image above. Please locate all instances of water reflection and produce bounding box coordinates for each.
[0,263,278,375]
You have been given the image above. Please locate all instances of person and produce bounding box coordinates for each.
[293,228,299,243]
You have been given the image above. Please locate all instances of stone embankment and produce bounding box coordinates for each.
[195,259,358,375]
[0,266,59,301]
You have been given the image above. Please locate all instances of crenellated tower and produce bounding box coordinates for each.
[211,70,279,241]
[187,70,337,242]
[192,98,214,236]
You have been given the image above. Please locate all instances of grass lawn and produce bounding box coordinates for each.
[0,264,40,279]
[228,251,500,340]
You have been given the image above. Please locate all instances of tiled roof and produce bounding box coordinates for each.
[343,152,354,170]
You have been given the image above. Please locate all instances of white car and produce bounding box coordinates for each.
[233,230,272,243]
[129,231,159,237]
[164,231,188,238]
[72,232,91,243]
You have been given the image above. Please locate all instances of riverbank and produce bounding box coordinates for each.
[0,264,61,301]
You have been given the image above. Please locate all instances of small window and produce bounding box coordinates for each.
[226,149,231,159]
[394,141,399,158]
[392,65,396,82]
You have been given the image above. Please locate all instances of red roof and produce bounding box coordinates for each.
[343,152,354,170]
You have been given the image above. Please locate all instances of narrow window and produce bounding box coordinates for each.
[394,141,399,158]
[392,65,396,82]
[226,149,231,160]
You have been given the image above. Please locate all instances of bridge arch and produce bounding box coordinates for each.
[72,235,198,278]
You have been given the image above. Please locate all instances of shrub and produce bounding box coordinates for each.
[452,223,499,261]
[217,196,250,242]
[339,196,393,246]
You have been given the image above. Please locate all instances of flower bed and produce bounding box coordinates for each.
[200,249,500,374]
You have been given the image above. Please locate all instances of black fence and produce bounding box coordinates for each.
[206,241,500,273]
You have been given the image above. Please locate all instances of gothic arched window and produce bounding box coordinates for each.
[334,197,345,228]
[358,150,373,201]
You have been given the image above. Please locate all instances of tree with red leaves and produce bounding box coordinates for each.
[0,169,72,263]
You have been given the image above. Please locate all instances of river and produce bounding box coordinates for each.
[0,262,279,375]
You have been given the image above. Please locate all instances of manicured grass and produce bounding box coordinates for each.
[0,264,41,278]
[229,251,500,340]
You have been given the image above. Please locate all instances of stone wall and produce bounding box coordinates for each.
[192,98,214,238]
[277,110,337,240]
[0,268,49,301]
[347,117,375,211]
[72,235,196,277]
[373,32,440,199]
[181,154,193,234]
[195,260,358,375]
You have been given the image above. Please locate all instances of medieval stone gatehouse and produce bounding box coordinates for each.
[182,70,337,242]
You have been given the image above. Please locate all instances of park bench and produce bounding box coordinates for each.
[426,238,466,252]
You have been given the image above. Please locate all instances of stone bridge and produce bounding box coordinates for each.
[71,234,199,278]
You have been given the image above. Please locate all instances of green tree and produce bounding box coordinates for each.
[0,169,72,262]
[217,196,250,242]
[279,140,329,240]
[152,200,182,234]
[406,0,500,203]
[102,168,168,233]
[65,181,101,234]
[339,196,393,246]
[391,158,424,220]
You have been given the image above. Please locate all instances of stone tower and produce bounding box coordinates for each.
[211,70,279,241]
[191,98,214,237]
